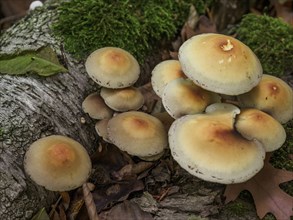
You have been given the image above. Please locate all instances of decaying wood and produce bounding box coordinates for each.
[0,2,98,219]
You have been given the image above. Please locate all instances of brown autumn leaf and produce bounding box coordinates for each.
[224,153,293,220]
[99,200,153,220]
[273,1,293,26]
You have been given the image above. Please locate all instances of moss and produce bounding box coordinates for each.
[52,0,213,63]
[236,14,293,77]
[223,200,252,217]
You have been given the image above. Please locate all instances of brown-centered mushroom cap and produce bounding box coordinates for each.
[162,78,221,119]
[100,87,144,112]
[151,60,186,97]
[235,108,286,152]
[85,47,140,88]
[178,33,263,95]
[169,106,265,184]
[82,92,113,120]
[24,135,92,191]
[237,74,293,124]
[107,111,168,157]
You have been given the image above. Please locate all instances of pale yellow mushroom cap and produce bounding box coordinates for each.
[107,111,168,157]
[151,60,186,97]
[169,108,265,184]
[162,78,221,119]
[82,92,113,120]
[237,74,293,124]
[100,87,144,112]
[235,108,286,152]
[24,135,92,191]
[85,47,140,88]
[178,33,262,95]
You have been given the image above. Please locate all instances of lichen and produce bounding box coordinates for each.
[52,0,213,63]
[236,14,293,77]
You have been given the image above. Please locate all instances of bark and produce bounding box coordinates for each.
[0,3,98,219]
[0,1,163,219]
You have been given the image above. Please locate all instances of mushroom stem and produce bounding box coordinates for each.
[83,183,99,220]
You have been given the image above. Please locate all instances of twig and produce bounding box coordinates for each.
[83,183,100,220]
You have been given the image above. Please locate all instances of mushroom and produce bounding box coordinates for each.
[107,111,168,159]
[237,74,293,124]
[85,47,140,88]
[235,108,286,152]
[152,111,175,131]
[100,86,144,112]
[151,60,186,97]
[82,92,113,120]
[95,119,111,143]
[24,135,92,191]
[178,33,263,95]
[169,104,265,184]
[162,78,221,119]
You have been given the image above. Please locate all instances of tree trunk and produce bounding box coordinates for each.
[0,3,99,219]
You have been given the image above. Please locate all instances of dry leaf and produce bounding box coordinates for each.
[224,154,293,220]
[274,1,293,26]
[99,200,153,220]
[92,180,144,212]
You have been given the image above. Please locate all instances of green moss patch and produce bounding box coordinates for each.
[236,14,293,77]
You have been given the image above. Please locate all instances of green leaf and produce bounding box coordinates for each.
[0,47,67,76]
[31,207,50,220]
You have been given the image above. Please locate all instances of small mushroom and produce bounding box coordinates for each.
[235,108,286,152]
[95,119,111,143]
[162,78,221,119]
[178,33,263,95]
[107,111,168,158]
[100,87,144,112]
[169,105,265,184]
[82,92,113,120]
[24,135,92,191]
[237,74,293,123]
[151,60,186,97]
[85,47,140,88]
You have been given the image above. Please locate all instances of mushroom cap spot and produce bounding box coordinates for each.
[107,111,168,157]
[162,78,221,119]
[178,33,263,95]
[235,108,286,152]
[169,113,265,184]
[85,47,140,88]
[237,74,293,123]
[24,135,92,191]
[151,60,186,97]
[100,87,144,112]
[82,92,113,120]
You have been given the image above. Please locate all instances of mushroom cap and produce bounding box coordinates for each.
[107,111,168,157]
[235,108,286,152]
[100,87,144,112]
[162,78,221,119]
[82,92,113,120]
[85,47,140,88]
[169,109,265,184]
[24,135,92,191]
[151,60,186,97]
[178,33,263,95]
[95,119,112,143]
[237,74,293,124]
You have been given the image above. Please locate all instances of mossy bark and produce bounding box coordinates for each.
[0,2,98,219]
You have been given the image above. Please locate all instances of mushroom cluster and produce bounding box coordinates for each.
[83,34,292,184]
[83,47,168,161]
[163,33,292,184]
